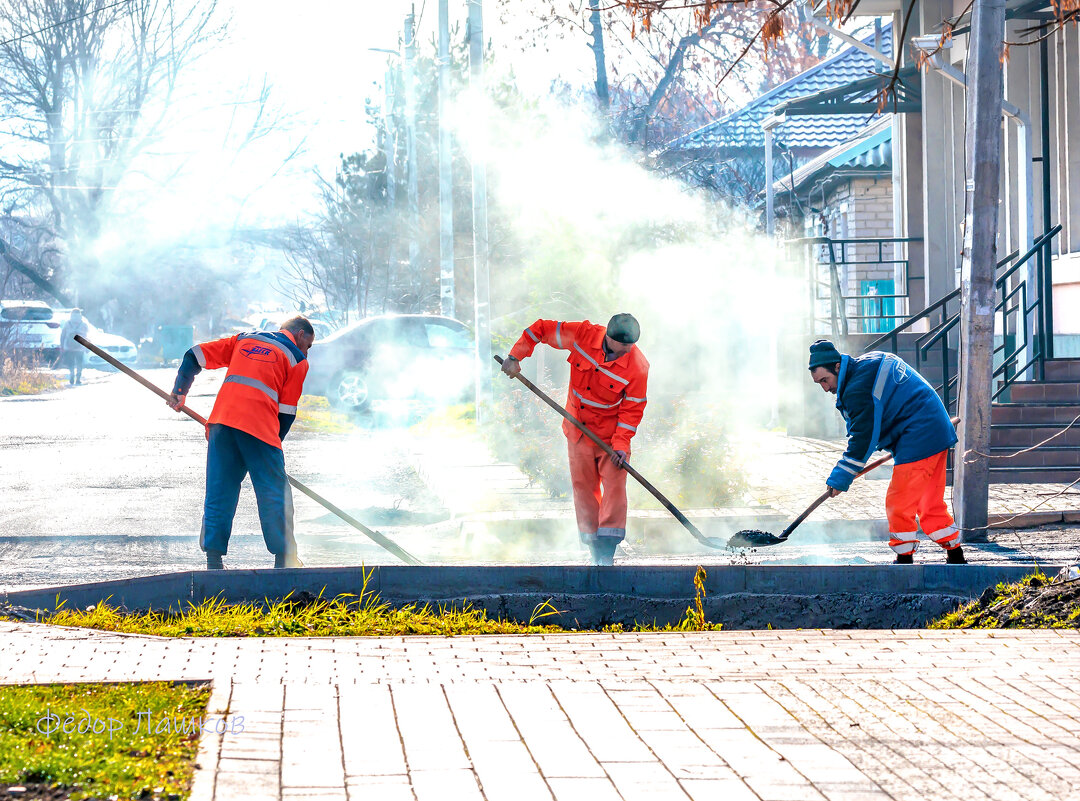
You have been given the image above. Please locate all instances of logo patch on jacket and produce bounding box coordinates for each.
[241,344,277,363]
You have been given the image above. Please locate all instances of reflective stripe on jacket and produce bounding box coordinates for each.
[194,331,309,449]
[828,351,958,491]
[509,319,649,451]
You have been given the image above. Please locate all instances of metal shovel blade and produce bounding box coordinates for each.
[728,529,788,548]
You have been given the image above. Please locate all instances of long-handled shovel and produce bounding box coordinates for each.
[76,335,423,566]
[729,416,962,548]
[494,355,728,551]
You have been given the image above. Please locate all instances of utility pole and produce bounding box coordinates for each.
[438,0,454,317]
[403,8,420,288]
[383,61,397,311]
[469,0,492,420]
[587,0,609,109]
[953,0,1007,540]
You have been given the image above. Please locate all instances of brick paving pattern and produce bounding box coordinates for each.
[4,622,1080,800]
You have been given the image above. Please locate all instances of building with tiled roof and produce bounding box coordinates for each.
[656,23,892,205]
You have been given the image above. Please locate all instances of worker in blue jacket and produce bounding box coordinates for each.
[807,340,966,564]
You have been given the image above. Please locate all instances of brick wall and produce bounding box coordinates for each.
[800,177,903,332]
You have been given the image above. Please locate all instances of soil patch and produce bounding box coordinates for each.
[932,572,1080,628]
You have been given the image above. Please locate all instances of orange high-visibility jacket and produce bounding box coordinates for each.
[193,331,309,449]
[509,319,649,451]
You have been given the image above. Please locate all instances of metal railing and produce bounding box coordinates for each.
[863,225,1062,412]
[787,236,921,335]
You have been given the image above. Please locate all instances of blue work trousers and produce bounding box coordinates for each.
[201,424,295,557]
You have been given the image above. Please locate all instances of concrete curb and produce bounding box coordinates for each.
[2,563,1050,614]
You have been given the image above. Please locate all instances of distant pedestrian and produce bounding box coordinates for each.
[168,316,315,570]
[808,339,966,564]
[60,309,89,385]
[501,314,649,566]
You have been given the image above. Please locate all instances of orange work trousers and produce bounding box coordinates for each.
[885,449,961,556]
[568,435,628,544]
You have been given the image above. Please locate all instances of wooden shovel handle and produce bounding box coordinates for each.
[495,355,722,549]
[780,416,960,540]
[75,335,424,566]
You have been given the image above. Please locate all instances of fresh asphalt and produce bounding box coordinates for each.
[1,369,1077,591]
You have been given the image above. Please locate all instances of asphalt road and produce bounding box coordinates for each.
[0,368,456,588]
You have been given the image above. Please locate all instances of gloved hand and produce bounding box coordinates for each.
[500,356,521,377]
[611,450,629,469]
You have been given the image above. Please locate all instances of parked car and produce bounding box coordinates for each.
[255,314,334,340]
[0,300,60,361]
[52,309,138,367]
[304,314,474,412]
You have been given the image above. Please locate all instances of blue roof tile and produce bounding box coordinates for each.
[664,23,893,152]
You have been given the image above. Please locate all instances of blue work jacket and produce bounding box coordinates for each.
[828,351,957,491]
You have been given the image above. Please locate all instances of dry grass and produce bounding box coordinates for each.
[0,354,62,396]
[292,394,357,434]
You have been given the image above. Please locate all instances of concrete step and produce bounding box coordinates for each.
[1044,359,1080,380]
[991,423,1080,447]
[991,403,1080,424]
[1007,381,1080,402]
[989,445,1080,468]
[987,466,1080,484]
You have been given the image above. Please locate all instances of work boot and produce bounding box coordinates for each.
[894,553,914,565]
[588,539,617,567]
[206,551,225,570]
[274,552,303,569]
[946,546,968,564]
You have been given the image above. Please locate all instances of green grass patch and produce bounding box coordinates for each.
[43,568,723,636]
[931,571,1080,628]
[0,681,210,801]
[48,592,567,637]
[292,394,356,434]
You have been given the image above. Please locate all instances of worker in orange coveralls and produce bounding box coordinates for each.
[501,314,649,566]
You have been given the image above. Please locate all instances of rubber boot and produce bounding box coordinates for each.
[894,553,914,565]
[946,546,968,564]
[588,539,617,567]
[206,551,225,570]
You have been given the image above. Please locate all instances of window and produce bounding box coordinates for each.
[1,306,53,321]
[424,323,471,349]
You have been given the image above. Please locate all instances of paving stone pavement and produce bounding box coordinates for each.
[4,621,1080,800]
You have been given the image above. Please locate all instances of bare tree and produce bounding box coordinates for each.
[0,0,224,283]
[511,1,831,149]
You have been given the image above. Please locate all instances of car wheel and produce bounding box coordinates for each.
[329,370,371,411]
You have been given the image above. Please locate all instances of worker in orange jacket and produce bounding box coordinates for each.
[167,316,315,570]
[501,314,648,565]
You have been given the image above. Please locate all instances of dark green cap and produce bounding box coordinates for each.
[606,313,640,344]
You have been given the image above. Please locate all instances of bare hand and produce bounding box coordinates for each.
[827,485,843,498]
[611,450,629,469]
[501,356,521,377]
[167,392,186,411]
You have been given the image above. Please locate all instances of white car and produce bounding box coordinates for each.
[0,300,60,359]
[53,309,138,367]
